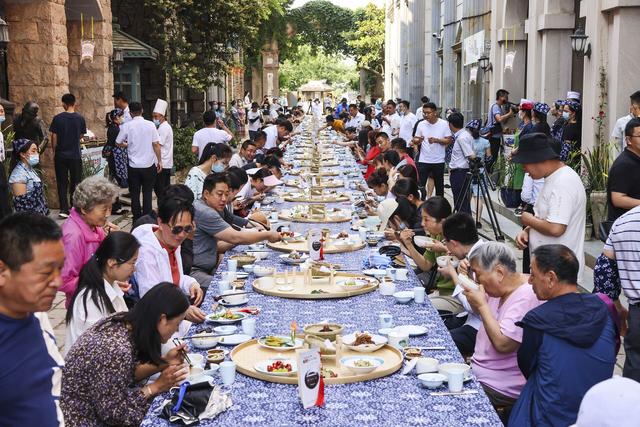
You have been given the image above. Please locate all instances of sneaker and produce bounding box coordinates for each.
[58,211,69,219]
[476,221,482,229]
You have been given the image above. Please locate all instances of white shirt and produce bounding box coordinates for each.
[115,116,161,168]
[184,166,207,199]
[451,239,485,330]
[530,166,586,281]
[192,127,232,160]
[243,96,252,109]
[416,106,425,117]
[414,118,453,163]
[229,153,247,169]
[312,103,322,116]
[237,180,254,201]
[247,110,262,132]
[612,114,633,153]
[122,106,132,123]
[64,279,128,354]
[399,112,418,145]
[157,121,173,169]
[264,125,279,150]
[520,173,545,205]
[380,112,400,137]
[345,112,365,130]
[449,129,475,169]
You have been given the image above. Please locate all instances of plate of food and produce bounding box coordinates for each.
[205,309,248,324]
[257,335,305,351]
[336,277,370,291]
[254,358,298,376]
[280,231,305,243]
[342,332,388,352]
[217,334,252,346]
[279,251,309,264]
[340,356,384,374]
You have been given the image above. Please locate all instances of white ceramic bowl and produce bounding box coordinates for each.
[393,290,414,304]
[191,332,219,349]
[413,235,435,248]
[213,325,237,335]
[458,274,479,290]
[438,362,471,378]
[340,356,384,374]
[186,353,204,367]
[253,266,275,277]
[247,251,270,260]
[415,357,440,374]
[222,290,246,305]
[243,264,255,273]
[417,373,447,389]
[436,255,460,268]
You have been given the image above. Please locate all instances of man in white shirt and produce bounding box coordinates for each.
[345,104,365,130]
[380,100,400,138]
[264,119,293,150]
[152,99,173,203]
[116,102,162,221]
[412,102,453,198]
[398,100,418,149]
[513,133,586,281]
[416,96,430,117]
[447,112,476,213]
[191,110,233,161]
[229,140,257,168]
[247,102,263,140]
[611,91,640,155]
[113,91,131,123]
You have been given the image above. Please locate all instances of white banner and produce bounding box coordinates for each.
[505,51,516,72]
[463,30,485,66]
[469,66,478,84]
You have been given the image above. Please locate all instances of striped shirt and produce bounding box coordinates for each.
[605,205,640,303]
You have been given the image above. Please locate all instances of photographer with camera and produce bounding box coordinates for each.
[447,112,476,214]
[484,89,516,173]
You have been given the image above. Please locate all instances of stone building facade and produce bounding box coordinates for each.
[384,0,640,150]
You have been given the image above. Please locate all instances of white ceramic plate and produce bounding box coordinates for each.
[257,336,305,351]
[218,298,249,307]
[279,253,308,264]
[342,332,388,352]
[213,326,236,335]
[363,268,387,277]
[254,358,298,376]
[393,325,428,336]
[336,278,369,291]
[205,311,248,324]
[217,334,252,346]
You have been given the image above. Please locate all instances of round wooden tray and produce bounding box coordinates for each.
[287,169,340,177]
[268,238,365,253]
[284,194,349,203]
[298,161,340,167]
[278,209,351,223]
[231,340,402,385]
[283,179,344,189]
[251,272,378,299]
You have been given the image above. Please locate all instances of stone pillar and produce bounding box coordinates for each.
[404,0,425,110]
[261,39,279,98]
[5,0,70,209]
[67,0,113,140]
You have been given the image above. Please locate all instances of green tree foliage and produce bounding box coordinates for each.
[279,45,358,93]
[144,0,279,91]
[345,3,385,74]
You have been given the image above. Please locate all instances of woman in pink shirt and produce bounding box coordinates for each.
[450,241,541,425]
[60,176,119,308]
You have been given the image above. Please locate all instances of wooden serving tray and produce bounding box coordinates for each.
[251,272,378,299]
[283,179,344,189]
[287,169,340,177]
[267,238,365,253]
[278,210,351,223]
[284,194,350,203]
[230,340,403,385]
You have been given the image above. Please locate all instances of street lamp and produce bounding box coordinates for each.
[110,48,124,71]
[478,53,492,72]
[570,27,591,59]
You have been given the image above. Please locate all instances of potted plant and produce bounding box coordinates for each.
[581,142,611,240]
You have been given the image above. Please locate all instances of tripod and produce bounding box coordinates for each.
[453,160,505,241]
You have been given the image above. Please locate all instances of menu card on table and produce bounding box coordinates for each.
[297,348,324,408]
[308,229,322,261]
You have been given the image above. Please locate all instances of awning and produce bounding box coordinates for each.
[112,26,159,60]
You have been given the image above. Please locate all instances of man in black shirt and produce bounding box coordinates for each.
[607,118,640,221]
[49,93,86,218]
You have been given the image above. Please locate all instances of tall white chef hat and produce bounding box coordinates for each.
[566,91,581,101]
[153,99,168,116]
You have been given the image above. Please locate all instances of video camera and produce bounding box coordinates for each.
[505,102,520,114]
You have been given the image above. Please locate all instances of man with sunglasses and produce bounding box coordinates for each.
[132,193,205,323]
[191,173,282,287]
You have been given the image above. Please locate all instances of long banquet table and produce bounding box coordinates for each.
[142,130,503,427]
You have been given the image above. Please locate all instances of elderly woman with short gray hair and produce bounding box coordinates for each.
[449,241,541,424]
[59,176,120,308]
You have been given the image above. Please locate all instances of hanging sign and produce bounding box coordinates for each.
[504,51,516,72]
[80,14,95,62]
[463,30,485,66]
[469,66,478,84]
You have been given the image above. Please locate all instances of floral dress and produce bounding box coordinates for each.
[61,316,151,426]
[8,162,48,215]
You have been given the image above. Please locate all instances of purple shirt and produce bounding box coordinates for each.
[471,283,542,398]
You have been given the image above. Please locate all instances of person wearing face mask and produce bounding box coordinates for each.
[152,99,173,203]
[559,101,582,171]
[184,142,232,200]
[549,100,566,144]
[103,109,128,215]
[8,138,48,215]
[0,103,10,219]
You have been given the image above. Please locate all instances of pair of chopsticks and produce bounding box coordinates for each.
[414,346,447,351]
[430,390,478,396]
[180,333,223,340]
[212,291,249,301]
[172,338,193,367]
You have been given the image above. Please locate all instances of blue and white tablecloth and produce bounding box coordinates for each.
[142,138,502,427]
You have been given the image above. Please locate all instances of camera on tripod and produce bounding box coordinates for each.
[468,157,484,173]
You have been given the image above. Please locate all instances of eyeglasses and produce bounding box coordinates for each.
[171,225,194,235]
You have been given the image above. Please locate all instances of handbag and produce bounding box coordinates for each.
[160,381,213,425]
